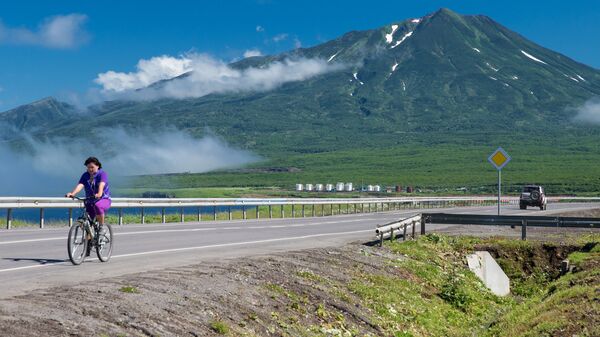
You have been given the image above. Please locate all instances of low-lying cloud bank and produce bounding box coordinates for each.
[572,97,600,124]
[93,53,343,101]
[0,129,258,196]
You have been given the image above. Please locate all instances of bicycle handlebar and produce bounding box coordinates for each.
[68,196,98,202]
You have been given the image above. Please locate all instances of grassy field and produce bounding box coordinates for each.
[124,137,600,198]
[356,234,600,336]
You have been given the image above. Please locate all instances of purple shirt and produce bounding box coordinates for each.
[79,169,111,199]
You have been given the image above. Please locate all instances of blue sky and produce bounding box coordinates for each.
[0,0,598,111]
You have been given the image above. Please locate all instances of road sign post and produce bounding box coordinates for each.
[488,147,511,215]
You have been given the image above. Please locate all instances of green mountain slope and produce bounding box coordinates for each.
[2,9,600,193]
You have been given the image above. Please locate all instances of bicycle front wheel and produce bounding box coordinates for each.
[67,224,87,265]
[96,224,114,262]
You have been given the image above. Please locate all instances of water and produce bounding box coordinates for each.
[0,205,250,225]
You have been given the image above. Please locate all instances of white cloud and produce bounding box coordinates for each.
[256,25,264,32]
[294,38,302,49]
[573,97,600,124]
[0,128,259,196]
[243,49,263,58]
[0,14,88,48]
[95,55,193,92]
[272,33,288,42]
[94,53,345,100]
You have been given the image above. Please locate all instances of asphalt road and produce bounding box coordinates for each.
[0,202,598,299]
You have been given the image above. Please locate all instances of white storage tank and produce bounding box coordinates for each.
[295,184,303,191]
[326,184,334,192]
[345,183,353,192]
[374,185,381,192]
[367,185,374,192]
[336,182,345,192]
[315,184,324,191]
[305,183,314,191]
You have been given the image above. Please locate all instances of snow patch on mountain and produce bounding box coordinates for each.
[392,62,399,72]
[472,48,481,53]
[328,50,341,62]
[485,62,499,72]
[385,25,398,44]
[520,50,547,65]
[391,31,413,48]
[353,72,364,85]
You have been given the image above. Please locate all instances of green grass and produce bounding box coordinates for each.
[210,320,230,334]
[126,139,600,197]
[350,234,599,337]
[119,285,140,294]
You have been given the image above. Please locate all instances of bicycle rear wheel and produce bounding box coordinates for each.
[96,224,114,262]
[67,224,87,265]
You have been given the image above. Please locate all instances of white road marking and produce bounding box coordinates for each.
[0,217,395,245]
[0,229,372,273]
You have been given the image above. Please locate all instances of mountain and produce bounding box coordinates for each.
[3,8,600,155]
[0,97,78,138]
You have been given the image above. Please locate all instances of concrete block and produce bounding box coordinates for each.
[467,251,510,296]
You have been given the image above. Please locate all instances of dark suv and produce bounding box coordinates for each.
[519,185,547,210]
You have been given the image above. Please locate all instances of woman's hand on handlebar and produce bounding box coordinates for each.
[65,192,75,198]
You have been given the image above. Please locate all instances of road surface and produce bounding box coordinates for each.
[0,202,598,298]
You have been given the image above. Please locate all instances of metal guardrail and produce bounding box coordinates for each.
[2,195,599,230]
[376,212,600,243]
[375,214,421,246]
[1,196,516,229]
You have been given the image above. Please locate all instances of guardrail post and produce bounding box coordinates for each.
[6,208,12,229]
[312,204,315,217]
[39,208,44,229]
[379,232,384,247]
[321,204,325,217]
[346,203,349,214]
[412,220,416,239]
[521,220,527,241]
[390,227,395,241]
[213,206,217,221]
[403,223,407,241]
[198,207,202,222]
[228,206,232,220]
[269,205,273,219]
[243,206,247,220]
[281,205,285,218]
[256,206,260,219]
[302,205,305,217]
[330,204,333,216]
[141,208,145,224]
[291,204,295,218]
[119,208,123,226]
[68,208,73,227]
[368,203,371,213]
[162,208,166,223]
[420,215,426,235]
[180,208,185,222]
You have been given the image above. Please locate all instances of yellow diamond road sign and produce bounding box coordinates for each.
[488,147,511,170]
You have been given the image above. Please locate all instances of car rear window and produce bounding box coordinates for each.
[522,186,540,193]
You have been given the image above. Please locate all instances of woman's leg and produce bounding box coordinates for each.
[94,199,111,226]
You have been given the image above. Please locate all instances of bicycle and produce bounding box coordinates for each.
[67,196,114,265]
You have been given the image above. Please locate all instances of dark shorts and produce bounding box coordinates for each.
[86,198,111,218]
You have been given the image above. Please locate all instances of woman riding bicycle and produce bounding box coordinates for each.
[66,157,111,235]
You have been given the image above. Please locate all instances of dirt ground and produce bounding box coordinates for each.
[0,243,400,336]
